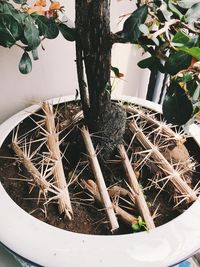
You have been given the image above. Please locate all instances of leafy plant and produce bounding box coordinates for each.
[132,216,148,232]
[0,0,75,74]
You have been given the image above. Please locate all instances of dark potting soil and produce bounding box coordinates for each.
[0,102,199,235]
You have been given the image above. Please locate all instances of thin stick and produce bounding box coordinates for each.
[129,120,197,203]
[12,142,49,192]
[81,180,137,226]
[42,102,73,219]
[118,144,155,230]
[80,126,119,232]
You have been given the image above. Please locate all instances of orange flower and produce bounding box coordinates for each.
[34,0,46,7]
[49,2,61,11]
[27,6,45,15]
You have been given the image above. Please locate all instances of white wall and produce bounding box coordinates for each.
[0,0,150,123]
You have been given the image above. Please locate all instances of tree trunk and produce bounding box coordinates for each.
[75,0,126,158]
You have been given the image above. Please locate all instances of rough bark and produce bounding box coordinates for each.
[75,0,126,158]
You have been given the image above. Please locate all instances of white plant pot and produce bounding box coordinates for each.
[0,95,200,267]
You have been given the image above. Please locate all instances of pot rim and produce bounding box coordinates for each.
[0,95,200,267]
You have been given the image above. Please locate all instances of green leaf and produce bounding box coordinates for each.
[138,56,165,73]
[0,2,27,24]
[19,52,32,74]
[58,23,76,41]
[178,46,200,60]
[36,16,59,39]
[165,51,192,75]
[111,66,124,78]
[121,5,148,43]
[0,13,21,47]
[162,81,193,125]
[31,49,39,60]
[172,31,190,45]
[13,0,27,4]
[177,0,200,9]
[24,17,40,49]
[131,223,141,232]
[168,1,184,20]
[185,2,200,28]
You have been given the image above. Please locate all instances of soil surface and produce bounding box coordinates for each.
[0,101,199,235]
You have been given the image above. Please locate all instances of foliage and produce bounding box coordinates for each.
[131,216,148,232]
[122,0,200,125]
[0,0,75,74]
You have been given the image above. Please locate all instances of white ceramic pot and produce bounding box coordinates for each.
[0,95,200,267]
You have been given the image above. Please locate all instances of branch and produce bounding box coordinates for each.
[110,32,129,45]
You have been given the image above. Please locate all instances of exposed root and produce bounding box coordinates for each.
[80,126,119,232]
[118,144,155,230]
[81,179,138,226]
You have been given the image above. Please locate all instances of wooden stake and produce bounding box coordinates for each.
[42,102,73,219]
[81,179,137,226]
[12,142,49,192]
[129,120,197,203]
[118,144,155,230]
[81,126,119,232]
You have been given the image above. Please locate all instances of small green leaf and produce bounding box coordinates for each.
[168,1,184,20]
[178,46,200,60]
[13,0,27,4]
[32,49,39,60]
[111,66,124,78]
[173,31,190,45]
[178,0,200,9]
[185,2,200,28]
[131,223,141,232]
[162,81,193,125]
[19,52,32,74]
[36,16,59,39]
[58,23,76,41]
[138,216,143,226]
[138,56,165,73]
[121,5,148,43]
[165,51,192,75]
[24,17,40,49]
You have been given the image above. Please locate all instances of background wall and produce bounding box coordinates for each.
[0,0,150,123]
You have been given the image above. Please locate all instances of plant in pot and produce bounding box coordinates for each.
[0,0,200,266]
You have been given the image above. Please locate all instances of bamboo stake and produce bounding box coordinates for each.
[80,126,119,232]
[42,102,73,219]
[118,144,155,230]
[12,141,49,192]
[129,120,197,203]
[81,179,137,226]
[125,105,185,146]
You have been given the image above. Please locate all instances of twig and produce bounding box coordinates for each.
[118,144,155,230]
[129,120,198,203]
[81,179,137,226]
[80,126,119,232]
[42,102,73,220]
